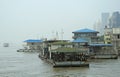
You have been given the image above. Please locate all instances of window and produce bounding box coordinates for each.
[61,44,65,47]
[117,35,120,39]
[106,38,110,40]
[31,43,34,45]
[107,42,111,44]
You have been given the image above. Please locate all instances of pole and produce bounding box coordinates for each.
[61,29,64,41]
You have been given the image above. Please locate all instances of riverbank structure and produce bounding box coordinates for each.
[17,39,43,52]
[72,28,118,59]
[104,27,120,55]
[72,28,99,44]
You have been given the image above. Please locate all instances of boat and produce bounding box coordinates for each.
[38,40,89,67]
[3,43,9,47]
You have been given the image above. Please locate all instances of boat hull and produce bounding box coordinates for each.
[90,54,118,59]
[53,61,89,67]
[53,63,89,67]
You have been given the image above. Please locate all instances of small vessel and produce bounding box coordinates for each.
[3,43,9,47]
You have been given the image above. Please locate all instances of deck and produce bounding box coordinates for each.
[53,61,89,67]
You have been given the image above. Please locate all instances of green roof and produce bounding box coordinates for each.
[51,42,72,45]
[51,47,88,53]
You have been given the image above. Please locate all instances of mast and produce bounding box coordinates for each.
[61,29,64,41]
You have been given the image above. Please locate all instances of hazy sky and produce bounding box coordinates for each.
[0,0,120,43]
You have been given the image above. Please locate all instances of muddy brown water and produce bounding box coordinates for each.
[0,45,120,77]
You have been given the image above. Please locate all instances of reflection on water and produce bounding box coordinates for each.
[0,45,120,77]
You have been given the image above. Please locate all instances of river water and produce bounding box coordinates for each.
[0,44,120,77]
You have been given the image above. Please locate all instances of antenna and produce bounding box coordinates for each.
[52,31,55,40]
[56,31,59,40]
[61,29,64,41]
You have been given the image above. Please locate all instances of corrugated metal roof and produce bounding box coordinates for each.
[72,28,99,33]
[24,39,43,43]
[90,44,112,46]
[72,39,88,43]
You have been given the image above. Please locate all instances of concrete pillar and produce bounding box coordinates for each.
[49,51,51,59]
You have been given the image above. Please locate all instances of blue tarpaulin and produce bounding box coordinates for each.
[72,39,88,43]
[72,28,99,33]
[24,39,43,43]
[90,44,112,46]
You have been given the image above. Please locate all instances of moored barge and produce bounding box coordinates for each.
[38,40,89,67]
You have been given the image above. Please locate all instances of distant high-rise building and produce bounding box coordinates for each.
[109,11,120,28]
[101,13,110,27]
[93,20,102,35]
[101,13,110,35]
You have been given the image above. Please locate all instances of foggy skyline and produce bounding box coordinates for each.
[0,0,120,44]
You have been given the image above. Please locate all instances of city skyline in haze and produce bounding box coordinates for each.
[0,0,120,44]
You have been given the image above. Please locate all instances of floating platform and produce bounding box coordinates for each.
[39,55,89,67]
[90,54,118,59]
[53,61,89,67]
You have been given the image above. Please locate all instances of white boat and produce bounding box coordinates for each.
[3,43,9,47]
